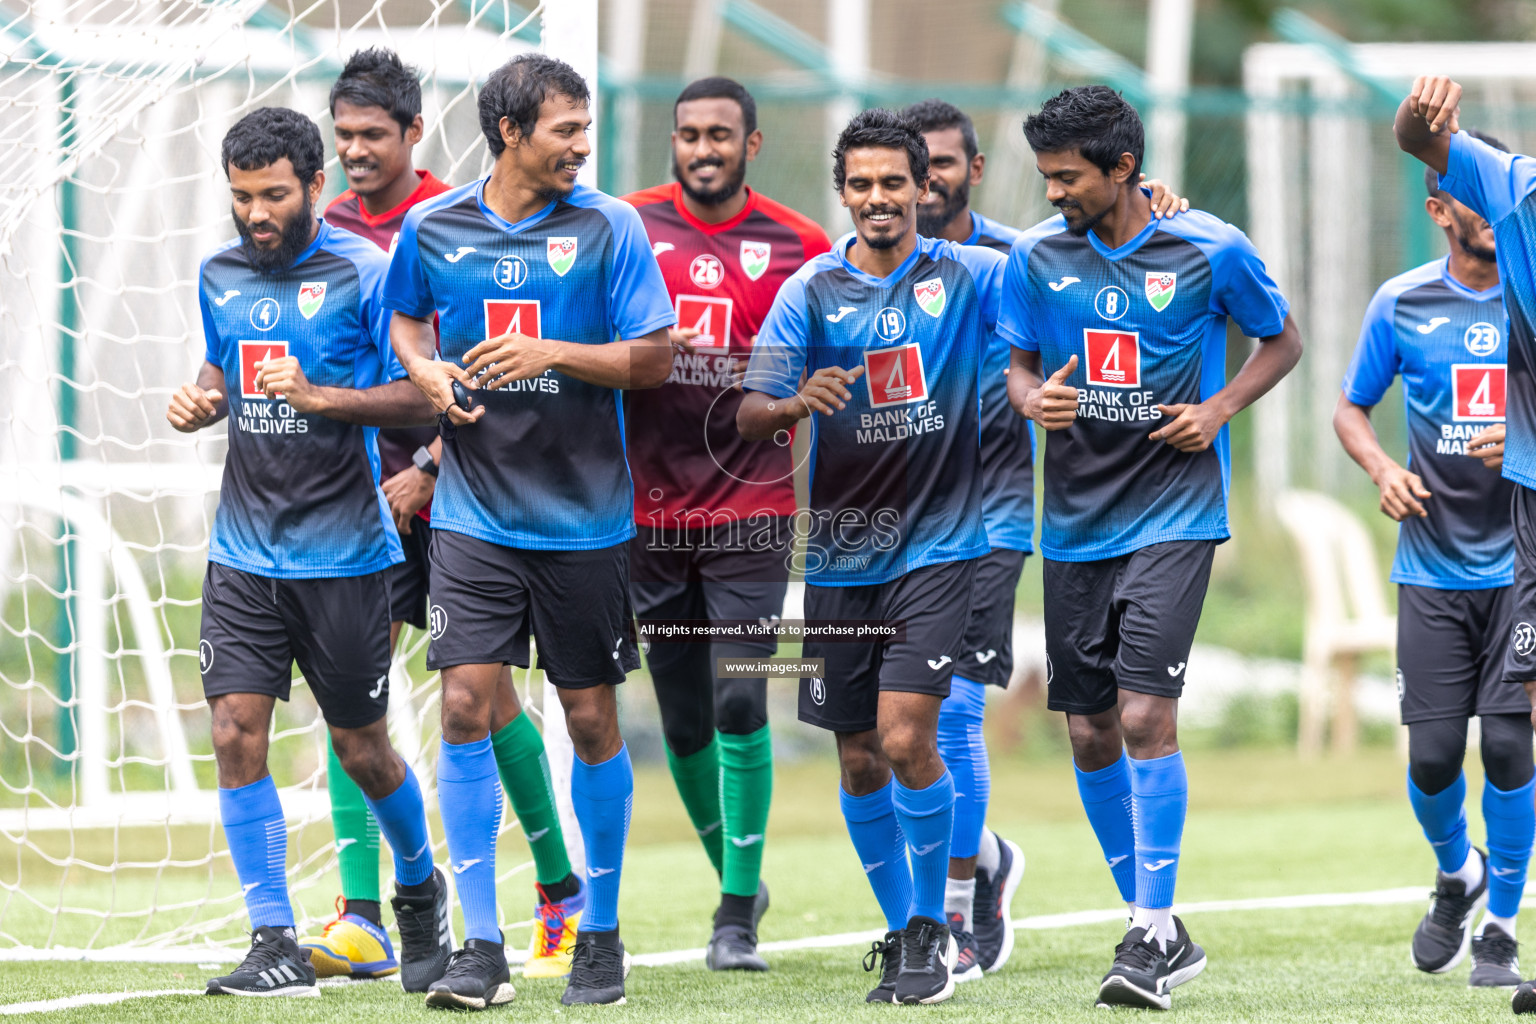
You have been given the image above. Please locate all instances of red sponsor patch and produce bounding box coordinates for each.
[1084,328,1140,388]
[485,299,542,340]
[675,294,733,351]
[1453,363,1506,421]
[239,340,288,398]
[864,342,928,408]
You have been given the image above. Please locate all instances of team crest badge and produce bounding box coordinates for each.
[547,237,578,277]
[1145,271,1176,312]
[913,277,946,318]
[297,281,327,320]
[740,240,771,281]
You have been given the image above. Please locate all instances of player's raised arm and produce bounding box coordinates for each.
[252,355,434,425]
[166,360,228,432]
[1008,348,1079,430]
[461,323,673,392]
[1395,75,1462,174]
[1150,313,1302,452]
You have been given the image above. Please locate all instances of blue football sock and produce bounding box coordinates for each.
[362,765,434,888]
[892,771,956,924]
[1483,776,1535,918]
[218,776,294,929]
[840,781,913,932]
[571,744,632,933]
[1074,752,1136,903]
[437,736,503,942]
[938,677,989,860]
[1407,769,1471,874]
[1129,751,1187,910]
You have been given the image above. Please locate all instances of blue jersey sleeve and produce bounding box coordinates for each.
[955,243,1008,331]
[1439,130,1536,227]
[743,273,811,399]
[1207,226,1289,339]
[382,205,435,319]
[1342,285,1400,407]
[199,269,220,367]
[996,242,1037,351]
[357,256,406,383]
[602,202,676,340]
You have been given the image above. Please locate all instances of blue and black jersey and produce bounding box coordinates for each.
[1344,257,1512,589]
[958,213,1034,554]
[746,234,998,586]
[1438,130,1536,491]
[199,220,403,579]
[997,210,1289,562]
[383,180,675,552]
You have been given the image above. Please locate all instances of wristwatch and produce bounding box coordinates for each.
[412,445,439,477]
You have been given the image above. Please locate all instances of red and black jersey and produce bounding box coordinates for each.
[623,183,831,524]
[325,170,451,517]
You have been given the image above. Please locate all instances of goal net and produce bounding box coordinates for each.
[0,0,593,959]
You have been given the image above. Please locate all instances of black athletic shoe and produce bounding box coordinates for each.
[1165,915,1207,988]
[1513,978,1536,1013]
[561,928,629,1006]
[973,833,1025,973]
[1412,849,1489,974]
[1470,923,1521,988]
[424,936,515,1010]
[947,911,983,983]
[705,923,768,972]
[894,915,957,1005]
[206,926,319,997]
[393,867,454,993]
[862,930,902,1004]
[1096,924,1171,1010]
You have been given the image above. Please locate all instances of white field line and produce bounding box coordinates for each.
[0,882,1502,1014]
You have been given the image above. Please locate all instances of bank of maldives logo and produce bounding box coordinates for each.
[1084,328,1140,388]
[546,237,578,277]
[1452,363,1506,422]
[864,342,928,408]
[913,277,946,318]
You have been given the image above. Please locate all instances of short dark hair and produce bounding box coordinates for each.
[900,98,978,162]
[1426,128,1508,196]
[478,53,590,157]
[329,47,422,135]
[1023,85,1144,179]
[221,107,324,185]
[674,76,757,137]
[832,108,930,193]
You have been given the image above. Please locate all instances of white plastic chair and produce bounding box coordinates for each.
[1274,489,1398,756]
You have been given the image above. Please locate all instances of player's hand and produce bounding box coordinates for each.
[1409,75,1462,134]
[1467,423,1505,471]
[253,355,316,409]
[1140,174,1190,220]
[1374,463,1432,521]
[670,327,701,355]
[462,331,561,389]
[728,356,746,391]
[166,382,223,432]
[792,365,866,417]
[1149,402,1227,452]
[382,466,435,534]
[1023,355,1079,430]
[407,358,483,426]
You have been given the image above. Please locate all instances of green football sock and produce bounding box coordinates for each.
[327,736,381,903]
[719,725,773,898]
[667,736,724,876]
[491,712,571,887]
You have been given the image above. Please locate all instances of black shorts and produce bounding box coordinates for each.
[1503,484,1536,685]
[630,520,791,660]
[426,530,639,688]
[1043,540,1216,716]
[957,547,1028,688]
[198,562,391,730]
[798,558,978,733]
[1399,583,1527,723]
[390,522,431,629]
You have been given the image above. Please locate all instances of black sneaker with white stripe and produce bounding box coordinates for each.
[973,833,1025,973]
[1096,924,1171,1010]
[894,915,957,1005]
[862,930,902,1003]
[1469,922,1520,988]
[1165,915,1207,988]
[425,936,515,1010]
[1411,848,1489,974]
[206,926,319,997]
[394,867,454,993]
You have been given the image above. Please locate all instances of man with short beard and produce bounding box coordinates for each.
[622,76,830,972]
[167,106,449,999]
[1337,128,1531,989]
